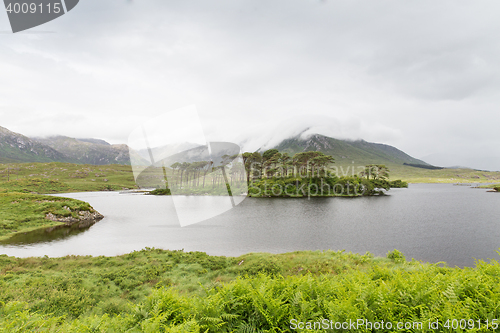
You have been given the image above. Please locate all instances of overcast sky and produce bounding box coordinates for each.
[1,0,499,170]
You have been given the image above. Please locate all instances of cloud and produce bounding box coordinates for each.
[235,114,402,152]
[0,0,499,170]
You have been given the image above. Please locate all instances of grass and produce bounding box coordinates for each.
[0,249,376,321]
[0,163,118,240]
[1,162,499,331]
[0,162,137,193]
[383,163,500,184]
[476,183,500,190]
[1,248,500,332]
[0,192,97,240]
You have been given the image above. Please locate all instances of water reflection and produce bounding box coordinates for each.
[0,219,97,245]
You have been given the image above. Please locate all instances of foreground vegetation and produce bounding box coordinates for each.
[1,248,500,332]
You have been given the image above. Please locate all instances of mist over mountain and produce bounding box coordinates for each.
[272,134,429,167]
[136,142,201,163]
[76,138,111,146]
[0,125,443,169]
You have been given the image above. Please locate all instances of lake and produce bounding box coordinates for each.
[1,184,499,267]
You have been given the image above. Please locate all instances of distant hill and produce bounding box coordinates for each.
[0,126,72,163]
[136,142,201,163]
[76,138,111,146]
[273,134,429,166]
[33,136,146,166]
[0,125,434,168]
[0,126,148,165]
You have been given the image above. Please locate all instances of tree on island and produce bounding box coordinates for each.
[151,150,406,197]
[293,151,333,178]
[361,164,390,192]
[361,164,389,180]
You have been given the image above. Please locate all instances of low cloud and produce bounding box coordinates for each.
[237,115,402,153]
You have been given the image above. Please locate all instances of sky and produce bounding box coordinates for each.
[1,0,500,170]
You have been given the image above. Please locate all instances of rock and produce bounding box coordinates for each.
[45,209,104,225]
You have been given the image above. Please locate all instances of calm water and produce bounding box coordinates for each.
[1,184,499,267]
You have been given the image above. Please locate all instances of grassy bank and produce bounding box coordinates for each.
[0,192,101,241]
[1,248,500,332]
[0,163,133,240]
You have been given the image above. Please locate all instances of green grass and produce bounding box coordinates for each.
[0,162,137,193]
[0,249,374,321]
[383,163,500,184]
[476,183,500,190]
[1,248,500,332]
[0,163,135,240]
[0,192,97,240]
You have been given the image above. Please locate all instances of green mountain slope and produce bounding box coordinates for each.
[273,134,429,166]
[0,126,72,163]
[34,136,144,166]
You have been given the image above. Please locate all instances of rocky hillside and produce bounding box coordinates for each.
[273,134,429,166]
[0,126,147,165]
[0,126,71,163]
[34,136,143,166]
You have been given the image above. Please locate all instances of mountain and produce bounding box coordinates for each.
[0,126,148,165]
[0,126,71,163]
[273,134,429,166]
[33,136,144,166]
[0,125,431,168]
[76,138,111,146]
[136,142,201,163]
